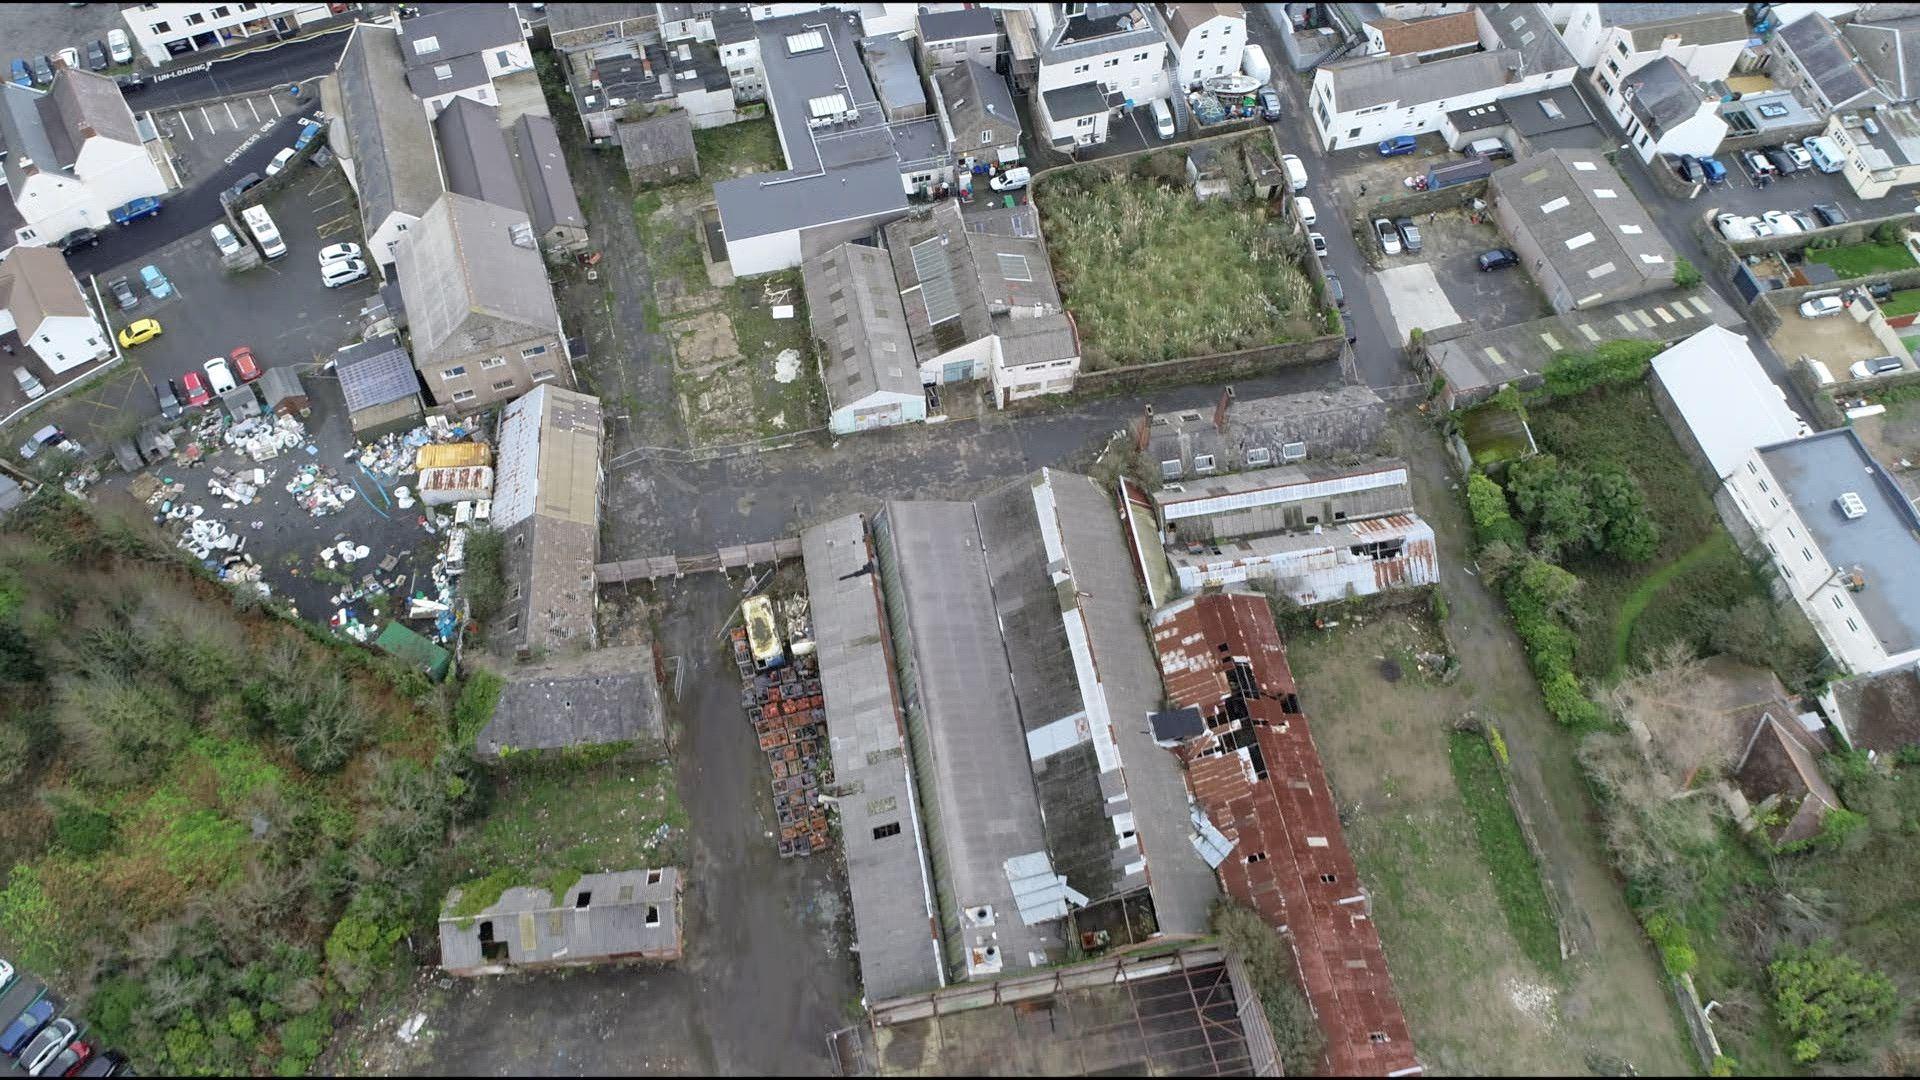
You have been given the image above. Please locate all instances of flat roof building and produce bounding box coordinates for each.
[439,868,682,975]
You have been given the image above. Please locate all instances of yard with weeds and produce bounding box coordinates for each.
[1036,151,1322,369]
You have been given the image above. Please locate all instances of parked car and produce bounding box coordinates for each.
[154,378,182,421]
[139,264,172,299]
[0,999,54,1056]
[54,48,79,73]
[1256,85,1282,122]
[1467,137,1511,160]
[229,345,261,383]
[19,425,81,461]
[203,357,237,395]
[1477,247,1519,271]
[107,28,131,65]
[1783,142,1813,170]
[1280,153,1307,192]
[1674,153,1701,182]
[56,229,98,256]
[1293,196,1316,225]
[0,959,13,994]
[1325,272,1345,307]
[72,1049,127,1078]
[106,276,137,311]
[1698,156,1728,184]
[9,60,29,87]
[109,197,162,224]
[1377,134,1418,156]
[20,1018,75,1076]
[987,166,1030,191]
[14,367,45,400]
[1761,209,1803,235]
[1150,97,1174,140]
[1395,216,1422,254]
[1308,231,1328,257]
[1868,280,1895,302]
[293,118,324,150]
[29,55,52,86]
[113,72,142,93]
[1765,147,1802,175]
[117,318,161,348]
[1374,218,1401,255]
[1811,202,1849,227]
[320,258,369,289]
[1339,310,1356,344]
[1716,213,1757,241]
[1744,150,1778,179]
[1790,209,1817,231]
[181,370,209,407]
[84,41,107,72]
[220,172,262,204]
[40,1038,88,1078]
[1800,295,1845,318]
[1744,214,1774,237]
[210,222,242,256]
[317,242,362,265]
[1850,356,1905,378]
[265,147,297,176]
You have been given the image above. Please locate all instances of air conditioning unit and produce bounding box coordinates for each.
[1838,491,1868,519]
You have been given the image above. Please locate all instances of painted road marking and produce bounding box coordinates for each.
[270,93,282,117]
[174,111,194,141]
[246,97,260,123]
[199,106,215,134]
[223,100,237,127]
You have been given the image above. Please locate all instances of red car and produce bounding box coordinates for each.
[181,370,210,407]
[229,345,261,383]
[46,1038,89,1076]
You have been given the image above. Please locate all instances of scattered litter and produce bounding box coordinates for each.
[397,1014,427,1044]
[771,304,795,320]
[773,348,802,384]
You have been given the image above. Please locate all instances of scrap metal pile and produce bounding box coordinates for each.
[732,623,831,859]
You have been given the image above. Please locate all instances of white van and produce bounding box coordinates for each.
[1150,98,1175,140]
[1281,153,1308,193]
[1294,196,1316,226]
[1241,43,1272,84]
[241,204,286,259]
[1804,135,1845,174]
[1805,358,1837,386]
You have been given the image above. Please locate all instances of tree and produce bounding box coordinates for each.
[1673,257,1702,289]
[1770,944,1900,1064]
[1510,556,1583,617]
[1467,472,1526,548]
[1508,455,1594,556]
[1590,468,1661,562]
[1607,642,1733,779]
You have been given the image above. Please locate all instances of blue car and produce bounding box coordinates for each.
[140,264,172,300]
[0,998,54,1056]
[293,118,323,150]
[8,60,28,87]
[1378,134,1418,157]
[1699,156,1728,185]
[109,196,162,225]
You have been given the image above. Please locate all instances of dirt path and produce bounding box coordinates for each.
[1400,417,1695,1075]
[1609,534,1728,674]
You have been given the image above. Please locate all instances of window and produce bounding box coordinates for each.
[1348,128,1361,139]
[1597,74,1613,95]
[575,890,591,908]
[1833,595,1845,609]
[1076,116,1095,128]
[496,49,512,67]
[1847,618,1859,632]
[1802,547,1813,561]
[1616,39,1630,57]
[1133,51,1149,61]
[441,365,468,380]
[1194,453,1216,472]
[1160,459,1181,479]
[1103,57,1119,68]
[981,130,993,145]
[212,5,229,17]
[644,905,660,926]
[492,379,517,391]
[452,389,477,403]
[434,64,453,80]
[151,20,170,33]
[1758,480,1769,492]
[521,343,549,358]
[481,356,506,369]
[1199,29,1209,38]
[1747,461,1757,474]
[533,369,557,381]
[1245,851,1268,863]
[1073,63,1089,74]
[1606,59,1619,76]
[872,822,902,840]
[185,12,205,26]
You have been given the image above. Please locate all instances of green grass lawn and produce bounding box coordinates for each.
[1806,240,1917,278]
[693,116,782,178]
[1448,732,1562,974]
[1878,287,1920,318]
[1037,166,1318,368]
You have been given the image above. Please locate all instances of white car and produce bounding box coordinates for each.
[1308,231,1328,257]
[317,242,363,265]
[1782,142,1813,170]
[265,147,297,176]
[1850,356,1904,379]
[1744,215,1774,238]
[55,47,79,72]
[204,356,237,394]
[210,223,242,256]
[320,258,370,289]
[987,166,1031,192]
[20,1018,75,1077]
[108,28,132,65]
[1762,209,1803,235]
[1716,213,1756,241]
[1374,218,1401,255]
[1799,295,1845,319]
[1281,153,1307,193]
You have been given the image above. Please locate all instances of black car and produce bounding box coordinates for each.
[1868,280,1895,302]
[1674,154,1702,182]
[155,379,182,422]
[114,71,143,92]
[1478,247,1520,271]
[84,40,107,72]
[1812,202,1848,227]
[56,228,98,255]
[72,1049,128,1078]
[1257,85,1282,122]
[29,55,52,85]
[107,275,137,311]
[1325,272,1345,307]
[220,171,263,204]
[1339,310,1356,344]
[1765,147,1802,175]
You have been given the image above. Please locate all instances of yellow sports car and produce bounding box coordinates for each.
[118,319,162,348]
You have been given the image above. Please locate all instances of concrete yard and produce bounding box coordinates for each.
[1375,264,1461,347]
[1768,309,1889,379]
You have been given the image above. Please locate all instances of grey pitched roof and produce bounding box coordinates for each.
[994,312,1078,367]
[1597,2,1744,29]
[937,60,1020,143]
[0,83,56,190]
[336,23,445,232]
[802,243,920,411]
[49,69,139,149]
[1628,9,1751,50]
[334,334,422,413]
[1779,12,1883,107]
[511,114,586,235]
[1041,80,1109,119]
[406,50,490,98]
[399,1,525,68]
[862,34,925,117]
[1759,429,1920,657]
[1623,55,1708,136]
[885,201,994,361]
[0,245,88,340]
[1324,49,1526,111]
[1430,286,1738,394]
[1844,14,1920,102]
[396,192,559,366]
[435,96,525,213]
[615,109,697,170]
[918,7,998,44]
[713,6,754,46]
[1480,2,1577,75]
[1490,148,1675,295]
[1037,3,1165,66]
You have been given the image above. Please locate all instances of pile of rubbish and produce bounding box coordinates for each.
[223,414,307,461]
[207,465,269,507]
[285,462,357,516]
[733,628,831,859]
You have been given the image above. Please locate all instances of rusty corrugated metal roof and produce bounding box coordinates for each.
[1151,593,1422,1077]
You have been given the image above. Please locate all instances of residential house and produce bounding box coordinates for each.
[332,335,425,439]
[1844,8,1920,103]
[918,6,1001,69]
[799,514,944,999]
[931,59,1023,176]
[395,192,570,409]
[1487,149,1675,312]
[1617,56,1729,162]
[439,869,682,975]
[802,242,926,435]
[1163,3,1247,91]
[881,201,1079,403]
[1735,709,1840,846]
[1029,4,1171,150]
[714,7,766,101]
[1650,324,1808,485]
[1825,665,1920,757]
[121,2,335,67]
[328,22,447,276]
[1361,10,1481,59]
[1773,12,1889,112]
[1141,384,1392,480]
[616,109,701,186]
[1722,428,1920,676]
[1308,3,1577,151]
[490,384,603,657]
[0,246,109,374]
[545,3,660,59]
[474,647,666,757]
[1822,106,1920,197]
[1148,592,1419,1077]
[398,1,534,117]
[862,34,927,121]
[0,69,169,249]
[510,114,591,260]
[658,2,723,42]
[1558,3,1751,132]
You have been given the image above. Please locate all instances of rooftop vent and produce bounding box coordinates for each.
[508,221,536,249]
[1838,491,1867,519]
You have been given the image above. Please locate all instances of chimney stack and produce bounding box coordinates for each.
[1213,385,1235,433]
[1134,402,1153,453]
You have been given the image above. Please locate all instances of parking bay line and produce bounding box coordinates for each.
[270,93,283,117]
[247,97,261,123]
[199,106,216,135]
[174,111,194,141]
[224,100,238,127]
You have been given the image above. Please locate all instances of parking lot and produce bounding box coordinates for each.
[1679,146,1906,226]
[1769,303,1894,381]
[154,91,316,190]
[1363,207,1548,344]
[0,968,113,1077]
[0,6,129,80]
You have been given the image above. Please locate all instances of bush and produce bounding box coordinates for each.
[1813,807,1870,853]
[1770,943,1900,1064]
[1673,257,1702,289]
[462,527,507,624]
[1211,902,1324,1075]
[322,906,407,995]
[1541,340,1664,398]
[1466,472,1526,549]
[1643,912,1697,976]
[453,671,505,745]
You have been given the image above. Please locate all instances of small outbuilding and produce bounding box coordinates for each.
[256,365,310,418]
[616,110,700,188]
[334,335,425,439]
[439,868,683,976]
[476,646,667,757]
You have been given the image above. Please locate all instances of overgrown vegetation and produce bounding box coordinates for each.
[1805,238,1917,278]
[0,492,486,1075]
[1673,257,1702,289]
[1540,340,1664,399]
[1038,160,1319,368]
[1447,731,1561,972]
[1211,902,1324,1076]
[462,527,506,624]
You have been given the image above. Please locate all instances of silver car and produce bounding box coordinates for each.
[19,1017,74,1077]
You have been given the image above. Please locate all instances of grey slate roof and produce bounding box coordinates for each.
[406,51,490,98]
[1845,14,1920,103]
[862,34,926,117]
[801,514,945,1000]
[510,114,587,235]
[918,7,998,44]
[396,192,559,367]
[803,242,920,413]
[1037,3,1165,66]
[1145,384,1392,476]
[1041,81,1109,120]
[936,60,1020,147]
[439,868,679,971]
[1480,2,1576,75]
[476,646,666,755]
[336,23,446,234]
[1490,149,1675,296]
[1596,2,1744,29]
[1623,56,1708,137]
[0,84,59,193]
[1627,9,1751,51]
[1759,429,1920,657]
[1779,12,1884,107]
[546,3,656,37]
[0,69,139,191]
[334,335,422,413]
[615,109,697,171]
[1323,49,1526,112]
[436,96,525,213]
[400,1,525,69]
[49,69,139,149]
[713,6,754,46]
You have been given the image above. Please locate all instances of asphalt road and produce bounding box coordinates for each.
[132,29,349,112]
